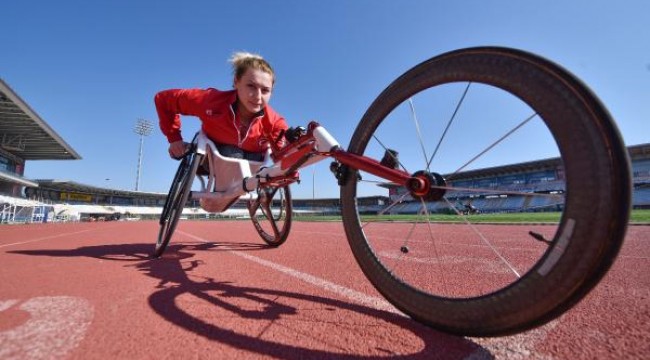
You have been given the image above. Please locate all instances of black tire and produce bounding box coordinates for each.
[154,151,203,258]
[248,185,292,246]
[340,47,631,336]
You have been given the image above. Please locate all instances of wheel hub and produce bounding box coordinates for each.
[407,170,447,201]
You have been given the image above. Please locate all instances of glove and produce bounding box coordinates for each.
[285,126,306,143]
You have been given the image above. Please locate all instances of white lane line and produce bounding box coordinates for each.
[0,296,94,360]
[178,230,558,360]
[468,320,559,360]
[0,299,19,312]
[0,229,96,248]
[178,230,401,315]
[0,229,97,249]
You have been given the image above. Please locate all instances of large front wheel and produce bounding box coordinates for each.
[340,47,631,336]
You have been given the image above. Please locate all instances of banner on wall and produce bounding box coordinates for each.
[60,192,92,202]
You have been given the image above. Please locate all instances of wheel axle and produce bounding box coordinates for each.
[407,170,447,201]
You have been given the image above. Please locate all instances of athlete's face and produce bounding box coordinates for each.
[234,68,273,116]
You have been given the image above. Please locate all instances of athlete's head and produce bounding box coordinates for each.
[230,52,275,84]
[230,52,275,116]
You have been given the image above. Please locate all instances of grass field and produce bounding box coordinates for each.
[294,209,650,224]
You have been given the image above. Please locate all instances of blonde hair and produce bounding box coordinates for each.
[229,51,275,84]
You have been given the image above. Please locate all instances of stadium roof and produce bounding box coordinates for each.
[442,142,650,181]
[629,143,650,160]
[444,157,563,181]
[0,169,38,187]
[0,78,81,160]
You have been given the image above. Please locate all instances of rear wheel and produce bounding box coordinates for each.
[248,185,292,246]
[154,151,203,257]
[340,47,631,336]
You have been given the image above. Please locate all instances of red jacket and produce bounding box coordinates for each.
[155,88,288,153]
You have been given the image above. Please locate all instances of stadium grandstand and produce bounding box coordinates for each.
[385,143,650,214]
[1,78,80,223]
[1,77,649,223]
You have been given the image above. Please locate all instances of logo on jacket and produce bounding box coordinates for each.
[258,137,270,149]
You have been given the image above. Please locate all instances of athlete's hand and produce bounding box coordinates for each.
[168,140,189,159]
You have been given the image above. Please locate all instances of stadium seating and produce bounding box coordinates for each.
[633,187,650,207]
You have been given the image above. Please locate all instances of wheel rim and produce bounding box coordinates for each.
[155,153,200,255]
[249,186,292,245]
[343,53,627,302]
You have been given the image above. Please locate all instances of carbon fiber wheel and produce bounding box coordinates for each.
[340,47,631,336]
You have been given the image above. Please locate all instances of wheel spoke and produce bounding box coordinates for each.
[276,190,285,220]
[432,185,564,199]
[427,82,471,169]
[447,113,539,181]
[408,98,431,172]
[250,185,291,246]
[372,135,409,173]
[418,197,449,294]
[361,192,409,230]
[442,197,521,278]
[385,210,419,273]
[261,203,281,239]
[359,178,390,185]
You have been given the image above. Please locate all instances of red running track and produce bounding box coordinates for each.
[0,221,648,359]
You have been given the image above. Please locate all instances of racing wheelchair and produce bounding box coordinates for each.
[154,47,631,337]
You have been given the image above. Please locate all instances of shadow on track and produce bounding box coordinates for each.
[9,242,494,359]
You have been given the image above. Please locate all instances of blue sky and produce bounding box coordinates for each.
[2,0,648,199]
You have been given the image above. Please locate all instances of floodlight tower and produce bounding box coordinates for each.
[134,118,153,191]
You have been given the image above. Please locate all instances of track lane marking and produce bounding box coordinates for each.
[177,229,559,359]
[0,226,118,249]
[0,296,94,360]
[178,230,400,314]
